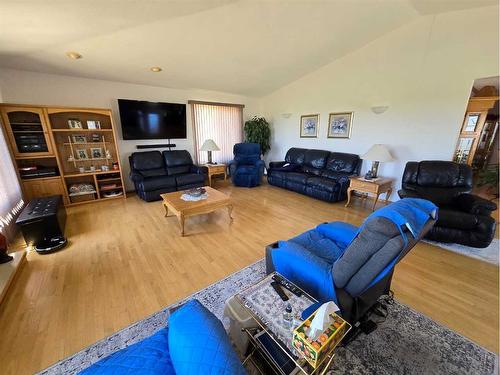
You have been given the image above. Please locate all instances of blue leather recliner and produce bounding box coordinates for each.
[229,143,265,187]
[266,198,437,324]
[80,300,247,375]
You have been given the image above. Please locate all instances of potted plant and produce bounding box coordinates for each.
[244,116,271,155]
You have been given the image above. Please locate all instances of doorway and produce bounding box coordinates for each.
[454,76,499,199]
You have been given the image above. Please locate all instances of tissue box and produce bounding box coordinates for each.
[292,310,350,369]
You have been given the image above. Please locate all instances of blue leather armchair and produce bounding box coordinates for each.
[266,199,437,325]
[229,143,265,187]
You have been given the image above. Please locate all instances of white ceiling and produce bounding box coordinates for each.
[0,0,497,97]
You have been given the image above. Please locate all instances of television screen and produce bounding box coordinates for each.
[117,99,187,140]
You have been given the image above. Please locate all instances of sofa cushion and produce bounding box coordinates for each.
[303,149,330,169]
[268,170,288,180]
[176,173,205,187]
[140,168,168,178]
[416,161,472,188]
[286,172,309,184]
[168,300,247,375]
[437,208,478,230]
[325,152,360,174]
[234,143,261,165]
[163,150,194,175]
[131,151,165,171]
[80,328,175,375]
[234,165,258,175]
[140,176,176,191]
[168,165,192,175]
[332,217,404,296]
[301,165,323,176]
[285,148,307,165]
[307,177,340,193]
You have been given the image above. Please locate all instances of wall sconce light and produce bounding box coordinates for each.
[281,113,292,119]
[371,106,389,114]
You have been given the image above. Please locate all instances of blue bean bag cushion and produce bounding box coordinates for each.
[168,300,247,375]
[79,328,175,375]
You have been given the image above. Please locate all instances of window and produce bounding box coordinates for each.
[0,124,24,240]
[190,101,244,164]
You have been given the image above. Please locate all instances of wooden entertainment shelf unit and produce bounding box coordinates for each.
[0,104,126,206]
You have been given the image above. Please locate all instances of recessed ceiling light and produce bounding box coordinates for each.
[150,66,162,72]
[66,51,82,60]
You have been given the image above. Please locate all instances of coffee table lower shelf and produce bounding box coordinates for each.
[242,326,337,375]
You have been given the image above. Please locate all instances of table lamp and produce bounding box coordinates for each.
[361,144,394,179]
[200,139,220,164]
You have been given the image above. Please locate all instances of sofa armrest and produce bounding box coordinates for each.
[228,159,238,176]
[316,222,358,246]
[129,170,144,183]
[397,189,422,199]
[455,193,497,216]
[191,165,208,175]
[255,159,266,173]
[268,161,286,169]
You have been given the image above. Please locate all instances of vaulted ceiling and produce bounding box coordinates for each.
[0,0,497,96]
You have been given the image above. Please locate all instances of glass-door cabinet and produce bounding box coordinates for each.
[0,106,54,158]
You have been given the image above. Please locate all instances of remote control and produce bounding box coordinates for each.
[272,274,303,297]
[271,281,289,301]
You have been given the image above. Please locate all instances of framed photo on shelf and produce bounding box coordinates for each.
[76,149,88,160]
[300,114,319,138]
[68,118,83,129]
[87,120,101,129]
[91,147,103,159]
[327,112,353,139]
[72,135,87,143]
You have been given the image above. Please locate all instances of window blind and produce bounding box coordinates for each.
[191,102,243,164]
[0,124,24,240]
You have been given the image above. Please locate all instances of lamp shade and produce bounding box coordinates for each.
[200,139,220,152]
[361,144,394,162]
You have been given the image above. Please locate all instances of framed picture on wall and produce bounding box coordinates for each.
[328,112,353,138]
[300,114,319,138]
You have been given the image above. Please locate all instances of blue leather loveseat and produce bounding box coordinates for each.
[266,199,437,324]
[80,300,247,375]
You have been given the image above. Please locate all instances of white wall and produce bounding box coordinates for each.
[0,69,260,190]
[261,6,499,195]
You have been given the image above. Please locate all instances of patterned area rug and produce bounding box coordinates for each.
[425,239,499,265]
[39,259,498,375]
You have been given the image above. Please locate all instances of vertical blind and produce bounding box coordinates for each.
[0,125,24,240]
[191,102,243,164]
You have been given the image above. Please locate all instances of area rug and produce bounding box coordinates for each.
[39,259,498,375]
[425,238,499,265]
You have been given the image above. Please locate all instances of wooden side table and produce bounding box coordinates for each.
[345,177,393,211]
[205,163,227,187]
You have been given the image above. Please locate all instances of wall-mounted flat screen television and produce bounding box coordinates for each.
[117,99,187,140]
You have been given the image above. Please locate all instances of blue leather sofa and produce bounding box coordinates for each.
[266,199,437,324]
[80,299,247,375]
[267,148,361,202]
[228,143,265,187]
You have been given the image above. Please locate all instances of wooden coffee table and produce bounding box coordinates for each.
[161,186,233,236]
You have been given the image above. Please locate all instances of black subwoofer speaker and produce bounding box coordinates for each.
[16,195,67,254]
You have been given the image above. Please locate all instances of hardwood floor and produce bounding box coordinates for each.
[0,181,498,374]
